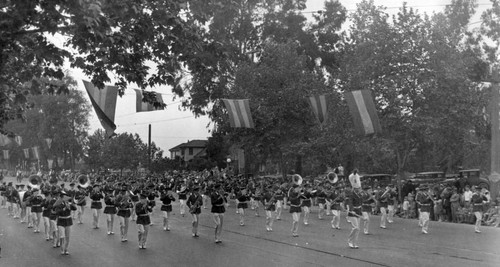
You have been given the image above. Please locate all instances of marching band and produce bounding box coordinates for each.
[0,169,493,257]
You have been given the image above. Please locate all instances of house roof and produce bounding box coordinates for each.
[169,140,208,151]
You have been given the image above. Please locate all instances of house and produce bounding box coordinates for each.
[169,140,208,162]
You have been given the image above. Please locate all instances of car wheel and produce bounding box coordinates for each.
[478,182,489,190]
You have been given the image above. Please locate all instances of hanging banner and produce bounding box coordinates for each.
[308,94,328,125]
[2,150,9,160]
[222,99,255,128]
[83,80,118,138]
[0,134,12,146]
[15,136,22,146]
[47,159,54,169]
[32,146,40,160]
[135,89,165,112]
[23,148,30,159]
[345,90,382,135]
[45,138,53,149]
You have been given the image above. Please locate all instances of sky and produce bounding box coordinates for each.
[73,0,494,155]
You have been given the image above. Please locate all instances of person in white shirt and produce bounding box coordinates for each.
[349,169,361,189]
[463,185,473,209]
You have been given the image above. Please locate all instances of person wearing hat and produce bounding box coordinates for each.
[177,183,188,217]
[274,187,285,220]
[103,188,117,235]
[416,184,433,234]
[316,185,328,220]
[330,186,344,230]
[67,183,77,220]
[236,187,250,226]
[471,185,489,233]
[29,188,44,233]
[187,185,203,237]
[53,190,77,255]
[345,187,362,248]
[135,192,153,249]
[74,185,88,224]
[263,185,277,232]
[89,184,104,229]
[301,183,313,225]
[19,184,30,225]
[41,190,55,241]
[115,186,133,242]
[386,184,398,224]
[288,183,306,237]
[48,189,60,247]
[160,186,176,231]
[361,185,375,235]
[377,186,390,229]
[210,183,227,243]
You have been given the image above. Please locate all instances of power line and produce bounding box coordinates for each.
[117,115,197,127]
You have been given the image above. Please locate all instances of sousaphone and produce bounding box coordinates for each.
[326,172,338,184]
[292,174,303,186]
[78,174,90,188]
[28,174,42,189]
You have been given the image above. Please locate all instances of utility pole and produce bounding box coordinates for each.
[488,66,500,200]
[148,124,152,172]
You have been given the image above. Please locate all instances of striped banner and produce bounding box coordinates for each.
[0,134,12,146]
[15,135,22,146]
[345,90,382,135]
[135,89,164,112]
[32,146,40,160]
[2,150,9,160]
[23,148,30,159]
[83,81,118,138]
[308,95,328,124]
[45,138,52,149]
[222,99,255,128]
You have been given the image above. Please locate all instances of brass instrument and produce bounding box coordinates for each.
[78,175,90,188]
[28,175,42,189]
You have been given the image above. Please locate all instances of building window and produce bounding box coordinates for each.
[181,149,185,156]
[189,148,193,155]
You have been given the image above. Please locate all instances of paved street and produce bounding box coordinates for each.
[1,179,499,267]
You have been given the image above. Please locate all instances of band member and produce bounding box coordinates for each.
[53,191,77,255]
[471,185,488,233]
[316,185,327,220]
[74,185,87,224]
[288,183,305,237]
[103,188,117,235]
[187,185,203,237]
[416,185,432,234]
[345,187,362,248]
[210,183,227,243]
[146,184,158,226]
[22,184,34,227]
[264,185,277,231]
[116,187,133,242]
[378,186,390,229]
[360,185,375,235]
[67,183,77,219]
[251,188,262,217]
[136,192,152,249]
[386,185,397,224]
[301,184,313,225]
[29,188,44,233]
[274,187,284,220]
[41,190,54,241]
[89,184,104,229]
[330,187,343,229]
[49,189,60,248]
[160,186,176,231]
[177,184,188,217]
[0,182,6,209]
[236,188,250,226]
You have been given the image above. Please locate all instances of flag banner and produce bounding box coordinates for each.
[0,134,12,146]
[2,150,9,160]
[32,146,40,160]
[83,80,118,138]
[222,99,255,128]
[23,148,30,159]
[345,90,382,135]
[135,89,164,112]
[45,138,53,149]
[47,159,54,169]
[15,135,22,146]
[308,94,328,124]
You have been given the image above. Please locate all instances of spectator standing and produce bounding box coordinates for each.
[463,185,473,209]
[450,188,461,223]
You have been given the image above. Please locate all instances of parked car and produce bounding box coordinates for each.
[360,174,395,189]
[409,171,447,186]
[443,169,490,190]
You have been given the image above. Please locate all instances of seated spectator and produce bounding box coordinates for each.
[484,206,499,227]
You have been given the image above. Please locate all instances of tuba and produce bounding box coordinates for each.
[29,174,42,189]
[292,174,303,186]
[326,172,338,184]
[78,174,90,188]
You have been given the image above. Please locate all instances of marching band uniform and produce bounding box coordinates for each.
[416,185,432,234]
[210,184,226,243]
[116,188,133,242]
[378,187,390,229]
[346,188,362,248]
[41,191,54,241]
[146,186,158,226]
[471,186,488,233]
[177,185,188,217]
[301,186,313,225]
[288,185,305,237]
[18,184,28,223]
[187,186,203,237]
[386,185,397,224]
[89,185,104,229]
[103,190,117,235]
[67,183,77,219]
[160,188,176,231]
[136,193,153,249]
[74,186,87,224]
[263,187,277,231]
[361,186,375,235]
[274,188,284,220]
[330,188,343,229]
[0,182,6,209]
[236,189,249,226]
[48,191,60,247]
[316,187,327,220]
[53,191,77,255]
[29,188,44,233]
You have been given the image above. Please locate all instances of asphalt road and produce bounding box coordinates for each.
[1,178,499,267]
